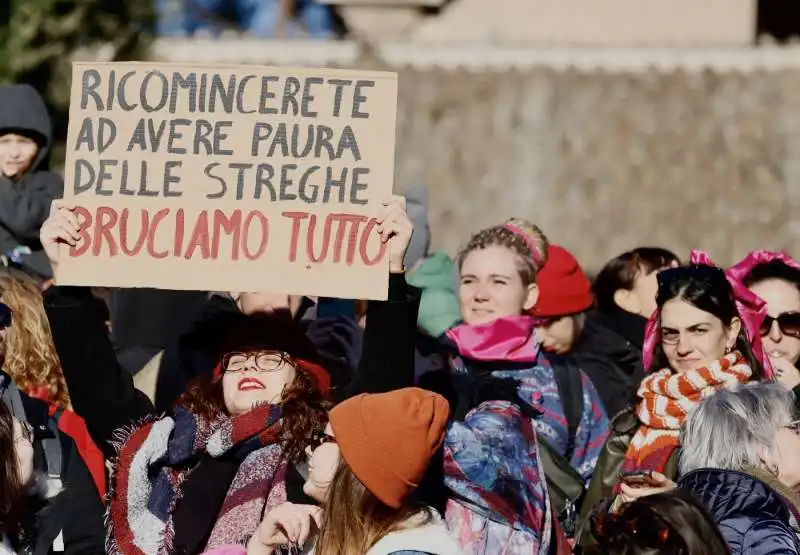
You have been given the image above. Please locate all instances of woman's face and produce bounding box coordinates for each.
[750,279,800,366]
[221,350,297,415]
[303,423,340,503]
[660,298,739,372]
[13,418,34,488]
[459,245,537,325]
[537,316,580,354]
[768,422,800,490]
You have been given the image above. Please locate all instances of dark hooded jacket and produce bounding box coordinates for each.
[572,310,647,418]
[679,468,800,555]
[0,84,64,279]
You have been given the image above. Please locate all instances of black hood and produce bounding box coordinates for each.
[0,84,52,172]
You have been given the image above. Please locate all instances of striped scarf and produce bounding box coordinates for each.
[108,404,284,555]
[623,352,752,474]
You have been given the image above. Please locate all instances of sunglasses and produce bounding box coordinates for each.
[593,506,675,550]
[760,312,800,339]
[0,303,11,329]
[308,428,336,450]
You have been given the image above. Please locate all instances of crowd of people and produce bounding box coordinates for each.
[2,83,800,555]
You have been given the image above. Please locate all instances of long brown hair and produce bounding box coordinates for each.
[315,461,432,555]
[0,402,26,536]
[177,360,329,462]
[0,270,70,408]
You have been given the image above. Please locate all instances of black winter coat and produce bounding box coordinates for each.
[572,310,647,418]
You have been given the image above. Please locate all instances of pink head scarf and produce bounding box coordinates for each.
[642,250,772,378]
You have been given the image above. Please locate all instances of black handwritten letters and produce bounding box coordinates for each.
[67,65,391,270]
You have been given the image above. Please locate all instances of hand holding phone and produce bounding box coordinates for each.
[620,471,665,488]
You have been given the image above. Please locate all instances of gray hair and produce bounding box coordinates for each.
[679,382,795,475]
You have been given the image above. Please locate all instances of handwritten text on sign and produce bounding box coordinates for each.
[57,62,398,300]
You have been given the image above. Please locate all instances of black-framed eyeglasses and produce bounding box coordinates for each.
[0,303,12,329]
[761,312,800,339]
[221,350,292,373]
[308,428,336,450]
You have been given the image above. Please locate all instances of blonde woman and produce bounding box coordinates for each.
[0,269,105,496]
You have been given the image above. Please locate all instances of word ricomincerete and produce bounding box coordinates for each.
[69,207,387,266]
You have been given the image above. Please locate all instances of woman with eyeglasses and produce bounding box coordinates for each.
[0,399,35,552]
[677,382,800,554]
[730,252,800,392]
[0,392,106,554]
[37,198,420,555]
[591,489,731,555]
[577,251,768,551]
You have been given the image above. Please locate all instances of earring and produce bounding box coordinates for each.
[766,461,780,477]
[725,346,732,354]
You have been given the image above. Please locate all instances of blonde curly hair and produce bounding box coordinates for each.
[0,270,70,409]
[457,218,550,286]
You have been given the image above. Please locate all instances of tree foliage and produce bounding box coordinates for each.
[0,0,154,169]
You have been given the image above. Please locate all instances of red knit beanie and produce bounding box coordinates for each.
[329,387,450,509]
[531,245,593,318]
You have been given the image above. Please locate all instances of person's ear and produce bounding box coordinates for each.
[726,317,742,351]
[613,289,640,315]
[523,283,539,311]
[759,445,780,477]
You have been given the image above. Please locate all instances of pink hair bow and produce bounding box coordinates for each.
[728,250,800,281]
[642,250,772,378]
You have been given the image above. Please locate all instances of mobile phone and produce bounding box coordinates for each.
[620,471,662,488]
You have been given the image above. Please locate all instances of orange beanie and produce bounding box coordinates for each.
[329,387,450,509]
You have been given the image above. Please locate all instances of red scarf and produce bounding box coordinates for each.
[622,352,752,474]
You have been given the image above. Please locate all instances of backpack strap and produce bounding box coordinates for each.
[43,408,64,482]
[543,352,584,461]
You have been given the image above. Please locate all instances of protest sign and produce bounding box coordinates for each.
[56,61,398,300]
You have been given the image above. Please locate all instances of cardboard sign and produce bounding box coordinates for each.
[57,62,398,300]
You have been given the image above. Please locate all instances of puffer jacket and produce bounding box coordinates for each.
[678,467,800,555]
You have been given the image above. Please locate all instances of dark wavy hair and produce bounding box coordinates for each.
[178,362,330,462]
[742,259,800,292]
[593,489,730,555]
[0,401,26,536]
[594,247,680,314]
[649,264,764,378]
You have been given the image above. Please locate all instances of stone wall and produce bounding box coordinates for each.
[390,65,800,270]
[153,41,800,271]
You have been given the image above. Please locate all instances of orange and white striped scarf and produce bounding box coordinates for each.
[622,351,752,473]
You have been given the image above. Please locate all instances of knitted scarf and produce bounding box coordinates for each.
[622,352,752,474]
[108,404,285,555]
